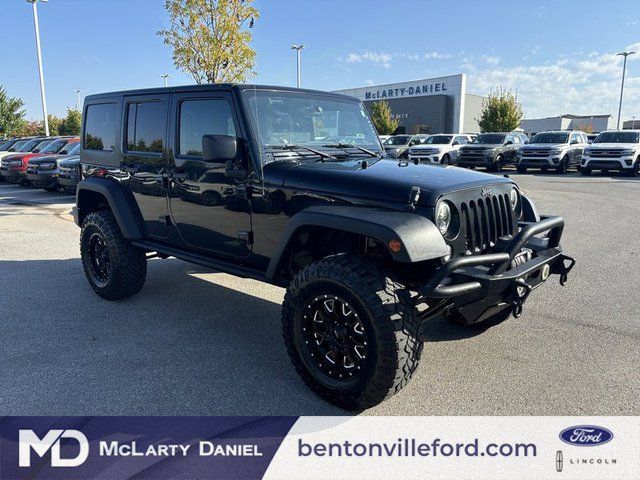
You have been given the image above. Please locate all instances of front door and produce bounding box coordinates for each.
[121,94,170,239]
[167,92,252,258]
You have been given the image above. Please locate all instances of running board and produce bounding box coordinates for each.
[131,240,269,284]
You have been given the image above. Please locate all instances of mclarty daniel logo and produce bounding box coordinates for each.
[559,426,613,447]
[19,430,89,467]
[17,428,265,468]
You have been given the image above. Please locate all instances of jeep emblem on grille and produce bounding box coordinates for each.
[480,187,493,196]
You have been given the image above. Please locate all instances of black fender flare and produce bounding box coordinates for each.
[75,177,143,239]
[521,193,540,223]
[265,205,449,280]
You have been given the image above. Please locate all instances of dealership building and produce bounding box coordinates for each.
[334,74,485,134]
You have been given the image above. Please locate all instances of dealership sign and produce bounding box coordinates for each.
[364,82,448,100]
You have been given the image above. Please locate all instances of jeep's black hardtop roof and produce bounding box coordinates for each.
[84,84,357,102]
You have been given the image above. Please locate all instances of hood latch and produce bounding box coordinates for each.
[406,186,421,212]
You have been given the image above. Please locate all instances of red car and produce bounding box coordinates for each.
[0,136,79,185]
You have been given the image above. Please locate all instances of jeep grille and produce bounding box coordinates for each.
[460,193,515,253]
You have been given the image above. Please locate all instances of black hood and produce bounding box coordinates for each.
[266,158,513,206]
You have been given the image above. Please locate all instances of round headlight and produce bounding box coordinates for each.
[510,187,519,210]
[435,202,451,234]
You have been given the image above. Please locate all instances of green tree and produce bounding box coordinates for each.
[158,0,259,84]
[370,100,399,135]
[59,108,82,135]
[47,114,63,136]
[476,87,523,133]
[0,86,27,137]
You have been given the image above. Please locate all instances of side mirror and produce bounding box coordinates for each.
[505,140,513,145]
[524,140,529,144]
[570,140,579,145]
[202,134,239,163]
[452,141,459,146]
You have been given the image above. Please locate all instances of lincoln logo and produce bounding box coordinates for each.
[480,188,492,196]
[556,450,563,472]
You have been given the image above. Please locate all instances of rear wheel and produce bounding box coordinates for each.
[282,255,422,410]
[80,210,147,300]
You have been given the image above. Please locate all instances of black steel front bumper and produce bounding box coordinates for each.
[419,215,575,323]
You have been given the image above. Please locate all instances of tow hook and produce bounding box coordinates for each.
[557,255,576,286]
[512,278,532,318]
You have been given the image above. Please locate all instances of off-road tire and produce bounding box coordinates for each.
[80,210,147,300]
[282,255,422,410]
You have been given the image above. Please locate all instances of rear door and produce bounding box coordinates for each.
[121,94,170,239]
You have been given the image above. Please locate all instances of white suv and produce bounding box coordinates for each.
[581,130,640,176]
[407,134,472,165]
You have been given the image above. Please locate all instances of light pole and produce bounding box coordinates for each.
[27,0,49,136]
[161,74,171,87]
[616,51,635,130]
[74,89,82,111]
[291,45,304,88]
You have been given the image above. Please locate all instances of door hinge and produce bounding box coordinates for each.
[406,186,421,212]
[237,230,254,245]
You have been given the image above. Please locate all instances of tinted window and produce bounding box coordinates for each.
[126,101,165,153]
[0,140,14,150]
[530,132,569,144]
[593,131,640,143]
[454,136,467,145]
[425,135,453,144]
[473,134,505,144]
[178,99,236,157]
[32,140,52,152]
[84,103,117,151]
[59,141,79,154]
[40,139,67,154]
[10,140,28,151]
[385,135,411,145]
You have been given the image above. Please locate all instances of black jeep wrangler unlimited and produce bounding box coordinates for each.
[75,85,574,410]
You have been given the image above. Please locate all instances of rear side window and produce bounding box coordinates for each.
[178,99,236,157]
[84,103,117,151]
[126,101,165,153]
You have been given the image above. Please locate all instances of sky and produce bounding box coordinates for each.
[1,0,639,122]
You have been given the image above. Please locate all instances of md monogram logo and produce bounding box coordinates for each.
[19,429,89,467]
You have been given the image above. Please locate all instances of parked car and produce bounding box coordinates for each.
[382,134,430,158]
[74,84,574,410]
[458,132,529,171]
[0,137,37,162]
[407,134,473,165]
[26,141,81,191]
[580,130,640,176]
[0,137,77,184]
[516,131,588,173]
[58,154,81,194]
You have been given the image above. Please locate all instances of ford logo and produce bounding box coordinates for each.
[559,426,613,447]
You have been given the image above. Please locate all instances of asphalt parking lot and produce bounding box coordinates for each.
[0,171,639,416]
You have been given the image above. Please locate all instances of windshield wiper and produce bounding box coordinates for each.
[266,145,337,161]
[321,143,380,158]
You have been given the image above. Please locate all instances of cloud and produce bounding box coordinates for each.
[345,51,393,69]
[343,50,451,68]
[466,46,640,118]
[483,55,500,66]
[626,20,639,26]
[365,79,375,86]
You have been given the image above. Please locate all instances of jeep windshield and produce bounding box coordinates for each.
[593,131,640,144]
[242,90,381,162]
[424,135,452,145]
[473,134,505,144]
[530,133,569,144]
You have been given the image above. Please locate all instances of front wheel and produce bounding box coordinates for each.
[556,156,569,174]
[441,154,451,165]
[282,255,422,410]
[80,210,147,300]
[628,160,640,177]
